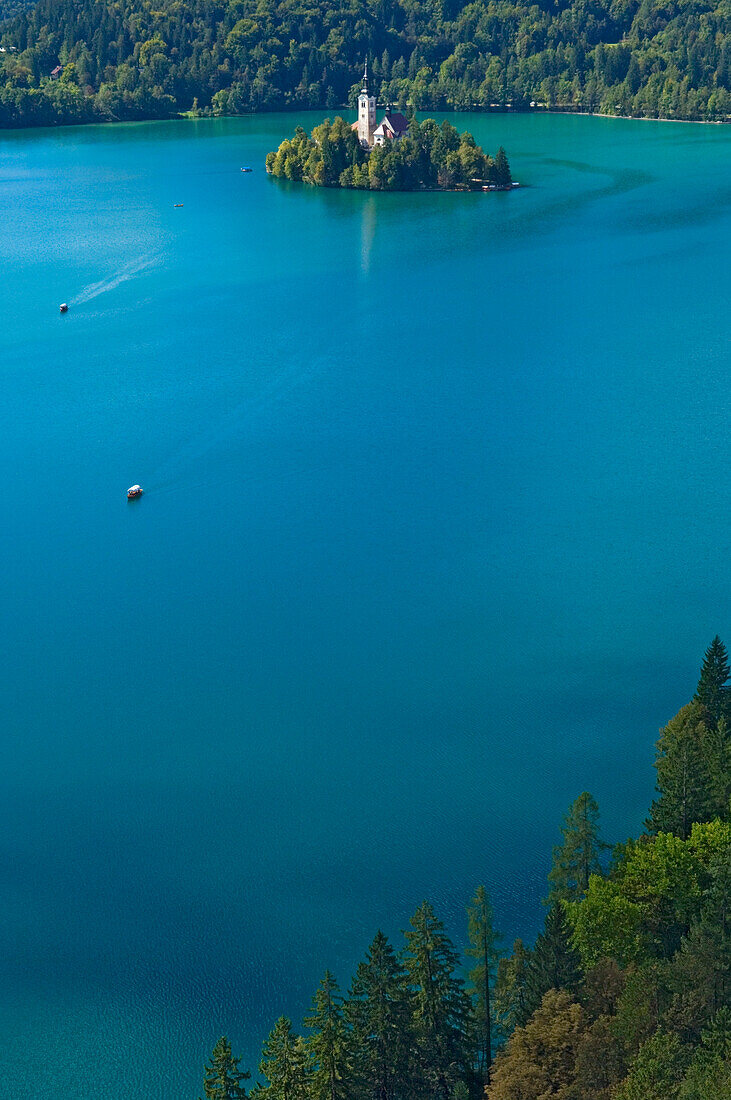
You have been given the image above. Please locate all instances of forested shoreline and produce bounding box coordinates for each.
[200,637,731,1100]
[1,0,729,130]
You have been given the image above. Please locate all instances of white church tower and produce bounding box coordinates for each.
[357,60,376,148]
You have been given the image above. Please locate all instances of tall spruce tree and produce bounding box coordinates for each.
[694,636,730,727]
[305,971,351,1100]
[547,792,608,904]
[465,886,501,1084]
[257,1017,309,1100]
[403,901,473,1100]
[201,1036,250,1100]
[347,931,413,1100]
[493,939,533,1038]
[647,702,714,839]
[524,904,582,1018]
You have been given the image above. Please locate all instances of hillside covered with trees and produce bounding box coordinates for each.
[200,636,731,1100]
[266,117,513,190]
[0,0,729,129]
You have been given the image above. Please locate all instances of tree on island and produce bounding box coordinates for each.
[266,118,511,192]
[201,1036,250,1100]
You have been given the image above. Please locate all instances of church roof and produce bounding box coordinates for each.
[376,111,409,136]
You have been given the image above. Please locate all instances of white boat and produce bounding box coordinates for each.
[127,484,143,499]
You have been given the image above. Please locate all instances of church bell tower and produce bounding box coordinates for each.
[357,60,376,148]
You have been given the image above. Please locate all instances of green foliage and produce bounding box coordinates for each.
[3,0,727,127]
[613,1031,690,1100]
[486,989,585,1100]
[465,885,501,1079]
[493,938,532,1037]
[694,636,731,726]
[524,904,582,1015]
[201,1036,250,1100]
[647,703,720,838]
[403,900,473,1099]
[304,972,351,1100]
[347,931,413,1100]
[266,117,504,191]
[257,1018,309,1100]
[678,1008,731,1099]
[547,792,608,904]
[570,822,731,967]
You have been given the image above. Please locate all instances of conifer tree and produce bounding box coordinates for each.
[524,904,582,1017]
[547,792,608,904]
[694,636,730,726]
[647,702,714,839]
[257,1017,309,1100]
[305,971,351,1100]
[403,901,473,1100]
[465,886,501,1083]
[347,931,413,1100]
[493,939,532,1037]
[493,146,512,186]
[201,1036,250,1100]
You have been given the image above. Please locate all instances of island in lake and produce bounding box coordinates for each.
[266,63,513,192]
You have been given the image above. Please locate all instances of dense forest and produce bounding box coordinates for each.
[265,116,513,190]
[200,636,731,1100]
[1,0,729,129]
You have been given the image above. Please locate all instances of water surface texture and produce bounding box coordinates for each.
[0,112,729,1099]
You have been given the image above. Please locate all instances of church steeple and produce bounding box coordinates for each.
[357,59,376,148]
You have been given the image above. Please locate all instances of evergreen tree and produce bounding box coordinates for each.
[647,703,714,839]
[493,939,532,1037]
[525,904,582,1017]
[347,931,413,1100]
[493,146,511,186]
[201,1036,250,1100]
[305,971,351,1100]
[694,636,730,726]
[403,900,473,1100]
[258,1017,309,1100]
[547,792,608,904]
[486,989,585,1100]
[465,885,501,1083]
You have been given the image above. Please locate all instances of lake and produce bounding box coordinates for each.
[0,111,729,1099]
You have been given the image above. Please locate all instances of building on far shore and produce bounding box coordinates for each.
[352,62,409,150]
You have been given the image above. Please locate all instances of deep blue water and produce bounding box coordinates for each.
[0,111,729,1099]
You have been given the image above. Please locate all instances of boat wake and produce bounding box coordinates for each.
[73,253,161,305]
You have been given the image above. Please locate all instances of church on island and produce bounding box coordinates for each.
[352,62,409,150]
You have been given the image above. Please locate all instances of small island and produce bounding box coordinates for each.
[266,64,512,193]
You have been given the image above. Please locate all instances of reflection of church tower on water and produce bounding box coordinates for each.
[357,61,376,148]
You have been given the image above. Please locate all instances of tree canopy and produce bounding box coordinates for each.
[1,0,729,128]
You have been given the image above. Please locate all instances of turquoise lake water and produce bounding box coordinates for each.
[0,111,729,1098]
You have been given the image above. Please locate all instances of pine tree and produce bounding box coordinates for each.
[347,931,413,1100]
[647,702,714,839]
[493,146,511,185]
[305,971,351,1100]
[465,886,501,1084]
[201,1036,250,1100]
[403,900,473,1100]
[493,939,532,1038]
[258,1017,309,1100]
[524,904,582,1017]
[694,636,730,726]
[547,792,608,904]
